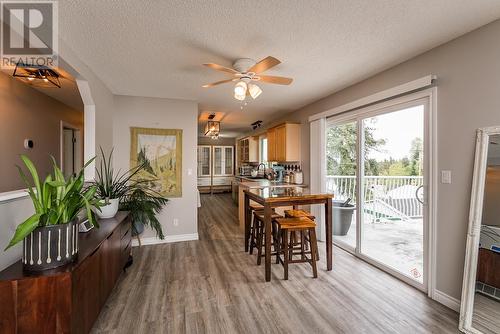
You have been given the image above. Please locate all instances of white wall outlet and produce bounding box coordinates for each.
[173,218,179,226]
[441,170,452,184]
[187,168,193,176]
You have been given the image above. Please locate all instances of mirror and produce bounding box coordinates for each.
[460,127,500,334]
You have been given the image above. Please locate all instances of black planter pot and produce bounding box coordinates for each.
[132,220,144,236]
[22,219,79,272]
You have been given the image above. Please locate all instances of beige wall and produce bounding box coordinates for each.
[243,19,500,300]
[113,95,198,238]
[0,71,83,192]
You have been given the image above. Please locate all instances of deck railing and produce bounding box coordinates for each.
[326,175,424,219]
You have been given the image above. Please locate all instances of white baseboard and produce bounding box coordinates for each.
[433,289,461,312]
[132,233,199,247]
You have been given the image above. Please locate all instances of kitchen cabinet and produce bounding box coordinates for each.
[267,123,300,162]
[267,128,276,162]
[197,145,211,177]
[213,146,234,176]
[239,136,259,162]
[197,145,234,193]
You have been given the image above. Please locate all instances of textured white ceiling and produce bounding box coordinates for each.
[58,0,500,136]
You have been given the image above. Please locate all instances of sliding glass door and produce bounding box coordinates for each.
[326,97,429,290]
[326,120,357,250]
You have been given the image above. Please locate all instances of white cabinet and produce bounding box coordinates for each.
[213,146,234,176]
[197,145,211,177]
[197,145,234,193]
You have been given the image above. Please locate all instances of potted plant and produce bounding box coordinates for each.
[4,155,99,271]
[93,148,142,219]
[120,187,168,245]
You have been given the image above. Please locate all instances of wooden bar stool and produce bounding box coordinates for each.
[275,217,318,280]
[284,209,316,220]
[284,209,319,260]
[251,211,282,265]
[247,203,266,253]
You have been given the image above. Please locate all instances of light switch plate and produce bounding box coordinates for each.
[441,170,452,184]
[187,168,193,176]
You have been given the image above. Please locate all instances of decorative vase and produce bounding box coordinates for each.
[22,219,78,271]
[96,198,119,219]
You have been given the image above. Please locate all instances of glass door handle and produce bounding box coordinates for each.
[415,185,425,204]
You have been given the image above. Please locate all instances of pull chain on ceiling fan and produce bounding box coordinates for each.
[202,56,293,101]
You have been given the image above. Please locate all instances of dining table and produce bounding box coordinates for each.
[244,186,334,282]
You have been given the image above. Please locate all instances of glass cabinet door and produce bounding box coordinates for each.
[224,146,234,175]
[213,147,222,175]
[197,146,211,177]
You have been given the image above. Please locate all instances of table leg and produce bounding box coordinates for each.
[244,195,250,252]
[325,198,333,271]
[264,204,272,282]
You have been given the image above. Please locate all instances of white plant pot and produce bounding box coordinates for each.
[96,198,119,219]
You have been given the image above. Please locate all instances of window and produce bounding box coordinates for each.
[261,137,268,163]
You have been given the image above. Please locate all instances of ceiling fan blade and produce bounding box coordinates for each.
[257,75,293,85]
[202,79,234,88]
[203,63,239,75]
[248,56,281,74]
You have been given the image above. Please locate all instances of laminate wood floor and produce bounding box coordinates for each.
[472,293,500,333]
[91,193,460,334]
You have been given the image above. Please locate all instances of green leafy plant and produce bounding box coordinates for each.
[5,155,99,250]
[120,187,168,240]
[93,147,143,204]
[94,147,168,240]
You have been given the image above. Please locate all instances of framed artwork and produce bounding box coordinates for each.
[130,127,183,197]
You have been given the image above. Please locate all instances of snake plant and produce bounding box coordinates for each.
[93,147,143,204]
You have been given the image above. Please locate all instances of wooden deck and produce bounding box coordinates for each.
[91,193,460,333]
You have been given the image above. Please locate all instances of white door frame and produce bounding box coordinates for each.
[60,121,82,175]
[325,87,437,296]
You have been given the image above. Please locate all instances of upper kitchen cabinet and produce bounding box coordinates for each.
[239,136,259,162]
[267,123,300,162]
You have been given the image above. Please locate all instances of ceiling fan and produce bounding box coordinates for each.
[202,56,293,101]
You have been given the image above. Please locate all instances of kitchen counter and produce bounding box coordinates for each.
[237,177,307,230]
[236,175,306,187]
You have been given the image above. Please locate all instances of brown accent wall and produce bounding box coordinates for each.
[0,71,83,192]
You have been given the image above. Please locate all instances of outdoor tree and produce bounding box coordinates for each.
[409,137,423,176]
[326,121,385,176]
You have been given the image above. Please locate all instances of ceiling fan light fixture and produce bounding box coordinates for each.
[234,91,246,101]
[234,81,247,100]
[248,83,262,99]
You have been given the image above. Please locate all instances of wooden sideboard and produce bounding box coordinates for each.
[477,248,500,289]
[0,212,132,334]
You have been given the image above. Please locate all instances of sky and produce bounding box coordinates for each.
[366,105,424,161]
